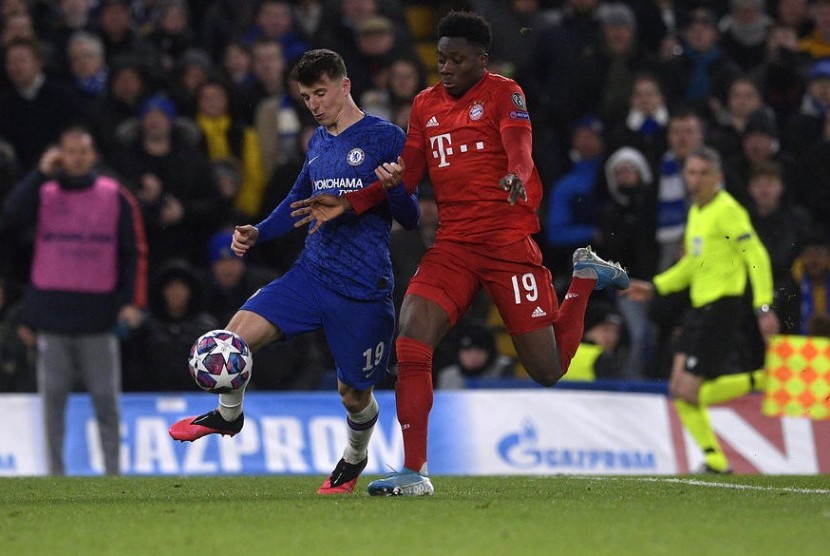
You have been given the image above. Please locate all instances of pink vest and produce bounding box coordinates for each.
[31,176,120,293]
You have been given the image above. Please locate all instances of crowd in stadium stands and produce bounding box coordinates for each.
[2,0,830,393]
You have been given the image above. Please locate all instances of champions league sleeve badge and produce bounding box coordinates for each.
[512,92,526,109]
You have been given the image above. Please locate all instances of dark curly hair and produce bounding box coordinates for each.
[437,10,492,52]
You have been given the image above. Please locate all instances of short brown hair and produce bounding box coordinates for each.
[289,49,347,86]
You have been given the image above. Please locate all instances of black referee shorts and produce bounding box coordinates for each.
[675,296,744,379]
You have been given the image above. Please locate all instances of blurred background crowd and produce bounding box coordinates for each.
[2,0,830,394]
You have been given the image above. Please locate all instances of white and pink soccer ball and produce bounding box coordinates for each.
[188,329,252,393]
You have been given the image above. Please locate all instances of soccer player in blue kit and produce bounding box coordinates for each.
[169,49,419,494]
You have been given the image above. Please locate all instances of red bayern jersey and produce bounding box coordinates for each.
[406,71,543,244]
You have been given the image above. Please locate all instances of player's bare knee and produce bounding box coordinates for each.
[526,362,563,387]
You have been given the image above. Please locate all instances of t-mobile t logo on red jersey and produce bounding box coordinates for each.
[429,133,485,168]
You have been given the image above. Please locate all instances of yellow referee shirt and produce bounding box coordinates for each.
[652,189,774,310]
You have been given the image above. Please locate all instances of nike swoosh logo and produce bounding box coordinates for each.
[309,156,320,165]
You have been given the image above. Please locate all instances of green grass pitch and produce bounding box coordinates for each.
[1,475,828,555]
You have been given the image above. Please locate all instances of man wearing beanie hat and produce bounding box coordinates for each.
[435,321,515,389]
[785,57,830,159]
[112,93,225,275]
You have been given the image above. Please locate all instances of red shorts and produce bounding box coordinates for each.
[406,237,557,335]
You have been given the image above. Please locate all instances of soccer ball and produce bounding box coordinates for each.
[188,329,253,393]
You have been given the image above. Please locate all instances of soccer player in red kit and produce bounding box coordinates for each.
[291,10,629,496]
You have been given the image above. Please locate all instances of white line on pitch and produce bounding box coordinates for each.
[573,475,830,495]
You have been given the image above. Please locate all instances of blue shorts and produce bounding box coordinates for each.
[240,263,394,390]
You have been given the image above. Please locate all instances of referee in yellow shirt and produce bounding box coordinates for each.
[624,145,780,473]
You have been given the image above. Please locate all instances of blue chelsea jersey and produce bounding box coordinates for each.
[291,115,406,300]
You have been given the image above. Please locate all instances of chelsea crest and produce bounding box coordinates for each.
[347,148,365,166]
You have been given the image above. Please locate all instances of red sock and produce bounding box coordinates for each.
[395,336,434,473]
[553,276,595,372]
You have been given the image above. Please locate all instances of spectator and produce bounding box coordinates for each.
[522,0,602,179]
[785,58,830,163]
[200,0,258,63]
[359,55,425,122]
[194,78,266,219]
[241,0,308,65]
[746,160,812,332]
[0,276,35,392]
[0,126,148,475]
[543,115,605,281]
[469,0,558,78]
[799,109,830,237]
[600,146,657,380]
[562,299,624,381]
[41,0,96,79]
[253,75,306,181]
[751,23,808,132]
[655,108,705,271]
[142,0,196,74]
[708,75,766,161]
[220,39,255,90]
[0,38,79,172]
[659,7,741,121]
[777,0,813,38]
[435,321,515,390]
[95,0,161,69]
[167,47,213,118]
[122,258,218,392]
[723,108,797,209]
[0,10,57,86]
[314,0,412,79]
[239,38,287,125]
[631,0,693,58]
[66,31,109,111]
[798,0,830,60]
[386,56,425,109]
[786,236,830,335]
[113,94,226,274]
[717,0,773,72]
[292,0,324,42]
[604,71,670,176]
[349,15,418,110]
[85,55,152,163]
[586,2,658,128]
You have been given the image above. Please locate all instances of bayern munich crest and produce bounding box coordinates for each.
[347,148,365,166]
[469,103,484,121]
